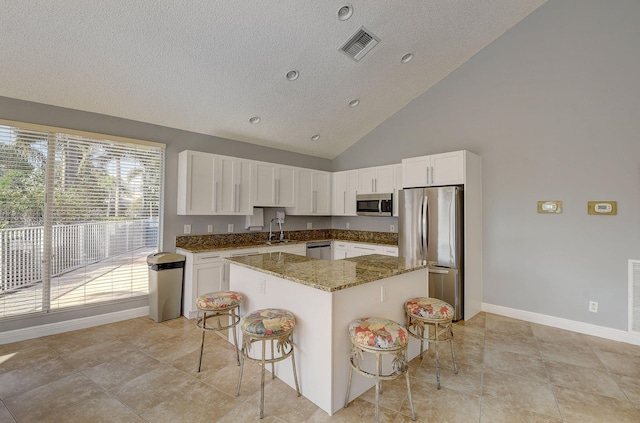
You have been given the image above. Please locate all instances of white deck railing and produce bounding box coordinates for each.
[0,219,158,293]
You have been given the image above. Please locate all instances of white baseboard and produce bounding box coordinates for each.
[0,306,150,345]
[482,303,640,346]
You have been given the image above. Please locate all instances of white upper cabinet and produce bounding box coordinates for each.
[288,168,331,215]
[217,155,253,215]
[358,165,395,194]
[178,151,254,215]
[402,150,464,187]
[177,150,218,215]
[252,162,296,207]
[331,170,358,216]
[393,163,402,217]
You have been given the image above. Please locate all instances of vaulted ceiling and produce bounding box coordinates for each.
[1,1,546,158]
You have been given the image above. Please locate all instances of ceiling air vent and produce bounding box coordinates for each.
[340,27,380,62]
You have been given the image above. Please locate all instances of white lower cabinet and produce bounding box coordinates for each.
[382,245,399,257]
[178,250,226,319]
[178,244,306,318]
[332,241,398,260]
[349,243,379,256]
[332,241,349,260]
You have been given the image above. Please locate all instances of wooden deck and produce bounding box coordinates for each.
[0,247,155,318]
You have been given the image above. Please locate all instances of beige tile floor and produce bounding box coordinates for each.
[1,312,639,422]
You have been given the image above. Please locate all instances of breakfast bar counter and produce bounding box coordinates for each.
[226,252,428,416]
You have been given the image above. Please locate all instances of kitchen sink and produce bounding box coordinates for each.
[265,239,293,245]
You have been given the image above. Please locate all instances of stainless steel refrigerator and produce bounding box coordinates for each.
[398,186,464,321]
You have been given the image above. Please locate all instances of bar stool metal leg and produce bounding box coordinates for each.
[195,291,242,373]
[405,297,458,390]
[344,317,416,422]
[236,308,300,419]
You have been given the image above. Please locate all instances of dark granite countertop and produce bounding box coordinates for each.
[175,229,398,253]
[226,252,426,292]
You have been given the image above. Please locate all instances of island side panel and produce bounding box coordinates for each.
[332,268,428,414]
[229,263,335,415]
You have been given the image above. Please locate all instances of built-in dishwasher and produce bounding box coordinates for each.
[306,241,332,260]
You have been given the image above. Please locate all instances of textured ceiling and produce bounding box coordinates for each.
[0,1,546,159]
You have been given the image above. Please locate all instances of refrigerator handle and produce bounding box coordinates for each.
[425,193,429,258]
[421,193,428,262]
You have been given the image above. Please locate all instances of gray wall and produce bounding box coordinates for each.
[3,0,639,333]
[0,96,333,252]
[0,97,332,330]
[333,0,640,331]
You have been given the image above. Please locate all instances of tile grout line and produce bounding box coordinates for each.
[476,318,486,423]
[530,322,565,423]
[586,337,637,407]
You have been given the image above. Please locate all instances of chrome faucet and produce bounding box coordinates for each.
[268,218,277,243]
[267,216,285,243]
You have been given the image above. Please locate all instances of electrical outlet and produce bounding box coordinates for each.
[390,224,395,232]
[259,279,266,295]
[307,222,312,229]
[345,222,350,229]
[227,224,234,232]
[207,224,213,233]
[589,301,598,313]
[380,285,388,302]
[183,224,191,234]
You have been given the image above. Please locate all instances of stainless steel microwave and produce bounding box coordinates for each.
[356,193,393,216]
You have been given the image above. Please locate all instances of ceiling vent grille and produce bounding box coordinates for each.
[340,27,380,62]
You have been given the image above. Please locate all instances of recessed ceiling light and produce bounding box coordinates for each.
[286,70,299,81]
[338,5,353,21]
[401,53,413,63]
[249,116,261,124]
[349,99,360,107]
[311,134,320,141]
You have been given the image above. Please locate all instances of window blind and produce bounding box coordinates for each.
[0,123,164,318]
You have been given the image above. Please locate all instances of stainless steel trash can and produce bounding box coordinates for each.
[147,252,186,322]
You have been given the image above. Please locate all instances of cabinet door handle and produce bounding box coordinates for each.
[313,190,317,213]
[200,255,221,260]
[235,184,240,212]
[343,191,346,214]
[214,182,218,212]
[275,179,280,204]
[354,246,375,251]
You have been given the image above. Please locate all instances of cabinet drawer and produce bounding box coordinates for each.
[194,253,224,264]
[383,247,398,257]
[350,244,377,253]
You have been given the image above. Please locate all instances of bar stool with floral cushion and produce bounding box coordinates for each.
[236,308,301,419]
[405,297,458,389]
[195,290,243,372]
[344,317,416,422]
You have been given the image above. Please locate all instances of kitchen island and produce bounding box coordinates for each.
[226,252,428,416]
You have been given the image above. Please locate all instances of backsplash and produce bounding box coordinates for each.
[175,229,397,250]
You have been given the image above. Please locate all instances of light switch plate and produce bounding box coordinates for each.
[537,201,562,214]
[227,223,234,232]
[183,224,191,234]
[588,201,617,215]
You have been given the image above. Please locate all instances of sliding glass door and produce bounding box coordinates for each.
[0,123,164,318]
